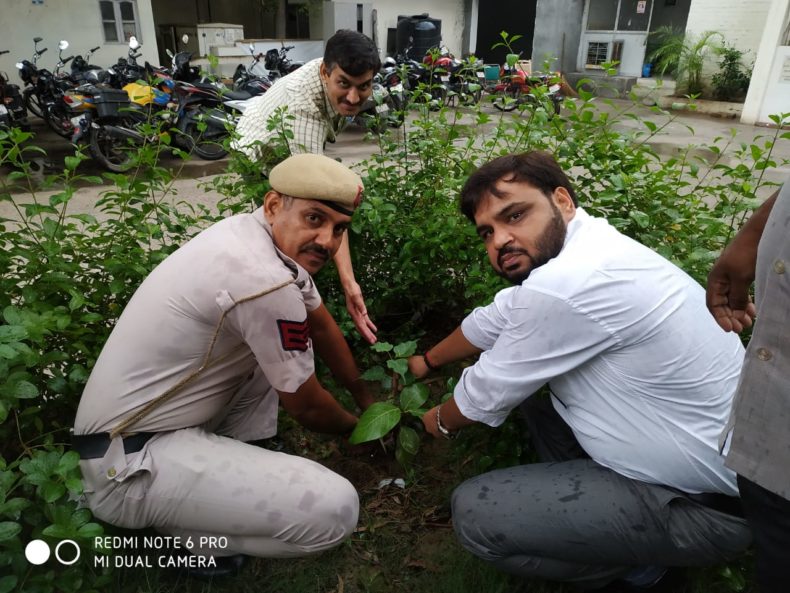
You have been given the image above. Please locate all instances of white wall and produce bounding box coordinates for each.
[0,0,158,85]
[742,0,790,124]
[685,0,771,59]
[373,0,466,57]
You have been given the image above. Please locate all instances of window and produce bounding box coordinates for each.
[100,0,140,43]
[585,42,609,68]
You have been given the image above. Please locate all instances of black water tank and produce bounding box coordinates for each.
[396,14,441,60]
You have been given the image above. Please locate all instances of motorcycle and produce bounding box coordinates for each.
[424,47,484,106]
[264,43,303,79]
[16,37,49,119]
[490,55,563,115]
[232,44,273,97]
[355,73,405,133]
[0,50,29,131]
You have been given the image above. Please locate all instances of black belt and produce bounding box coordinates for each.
[686,492,744,518]
[71,432,156,459]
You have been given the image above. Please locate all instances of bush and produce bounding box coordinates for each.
[712,44,752,101]
[1,74,788,591]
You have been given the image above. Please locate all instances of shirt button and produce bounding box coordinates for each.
[756,348,773,361]
[774,260,786,274]
[107,467,117,478]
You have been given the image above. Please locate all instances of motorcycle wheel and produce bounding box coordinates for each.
[44,102,74,138]
[89,125,134,173]
[181,113,229,160]
[24,89,45,119]
[492,86,521,112]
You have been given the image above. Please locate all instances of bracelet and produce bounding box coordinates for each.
[436,406,456,440]
[423,350,440,371]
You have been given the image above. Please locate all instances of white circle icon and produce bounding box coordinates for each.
[55,540,81,565]
[25,540,51,565]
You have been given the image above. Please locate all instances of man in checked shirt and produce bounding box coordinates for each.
[235,29,381,345]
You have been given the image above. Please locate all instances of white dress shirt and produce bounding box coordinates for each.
[456,207,745,495]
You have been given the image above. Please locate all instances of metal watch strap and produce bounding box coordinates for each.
[436,406,455,440]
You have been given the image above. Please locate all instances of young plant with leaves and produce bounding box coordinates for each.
[348,341,437,468]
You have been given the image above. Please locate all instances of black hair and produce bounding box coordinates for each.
[460,151,578,223]
[323,29,381,76]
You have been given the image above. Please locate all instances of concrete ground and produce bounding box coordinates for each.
[2,97,788,219]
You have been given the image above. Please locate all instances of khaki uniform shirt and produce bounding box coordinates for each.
[723,181,790,498]
[234,58,347,159]
[74,208,321,435]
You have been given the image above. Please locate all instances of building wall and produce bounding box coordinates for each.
[533,0,584,73]
[0,0,158,81]
[373,0,466,57]
[685,0,771,58]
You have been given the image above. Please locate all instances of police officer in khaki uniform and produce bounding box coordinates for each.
[73,154,373,573]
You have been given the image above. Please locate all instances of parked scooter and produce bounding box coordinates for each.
[0,50,29,131]
[16,37,49,119]
[233,44,273,96]
[355,73,404,133]
[264,43,302,79]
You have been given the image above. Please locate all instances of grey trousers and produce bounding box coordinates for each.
[451,394,752,589]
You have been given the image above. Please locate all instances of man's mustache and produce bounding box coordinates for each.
[497,245,531,268]
[299,244,330,261]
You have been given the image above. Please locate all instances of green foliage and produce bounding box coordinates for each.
[648,27,723,96]
[350,341,432,468]
[2,45,788,590]
[711,44,752,101]
[0,122,246,590]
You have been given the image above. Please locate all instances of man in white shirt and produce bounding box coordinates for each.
[408,152,751,591]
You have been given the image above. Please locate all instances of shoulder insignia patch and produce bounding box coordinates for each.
[277,318,310,351]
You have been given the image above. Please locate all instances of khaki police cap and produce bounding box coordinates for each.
[269,153,364,216]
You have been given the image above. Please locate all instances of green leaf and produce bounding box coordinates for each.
[397,425,420,455]
[77,522,104,539]
[371,341,393,353]
[0,402,6,424]
[42,523,75,539]
[348,402,401,444]
[400,383,429,412]
[0,521,21,542]
[386,358,408,377]
[2,307,23,325]
[393,340,418,358]
[0,576,18,593]
[64,156,81,171]
[0,325,27,343]
[11,381,38,399]
[360,366,387,381]
[0,345,16,360]
[0,497,29,518]
[57,451,81,474]
[40,480,66,503]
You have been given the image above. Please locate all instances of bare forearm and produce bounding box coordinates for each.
[427,326,482,367]
[333,233,356,291]
[309,304,373,408]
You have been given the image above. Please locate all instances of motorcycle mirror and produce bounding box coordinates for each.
[59,40,69,51]
[166,49,174,58]
[181,34,189,44]
[129,36,140,50]
[249,43,255,53]
[34,36,43,43]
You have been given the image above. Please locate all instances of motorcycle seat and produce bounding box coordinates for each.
[223,89,252,101]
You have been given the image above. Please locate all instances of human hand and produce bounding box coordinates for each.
[349,378,375,411]
[344,281,378,344]
[421,406,442,439]
[407,355,430,380]
[706,249,757,333]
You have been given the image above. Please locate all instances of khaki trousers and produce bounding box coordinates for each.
[79,376,358,558]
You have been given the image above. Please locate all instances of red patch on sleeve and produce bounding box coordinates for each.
[277,318,310,352]
[354,185,363,209]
